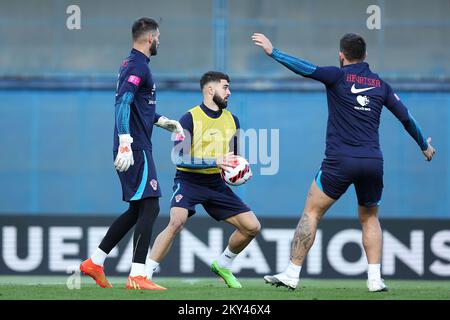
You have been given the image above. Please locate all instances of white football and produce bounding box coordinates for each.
[221,156,252,186]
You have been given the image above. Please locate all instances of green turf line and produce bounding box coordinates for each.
[0,277,449,300]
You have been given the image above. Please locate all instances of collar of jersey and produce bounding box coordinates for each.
[342,61,369,70]
[200,103,223,119]
[131,48,150,63]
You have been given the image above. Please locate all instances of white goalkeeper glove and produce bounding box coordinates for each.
[114,134,134,172]
[155,116,185,141]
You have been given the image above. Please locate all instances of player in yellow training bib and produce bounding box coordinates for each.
[146,71,261,288]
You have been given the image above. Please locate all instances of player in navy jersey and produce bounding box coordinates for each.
[252,33,435,292]
[145,71,261,288]
[80,17,184,291]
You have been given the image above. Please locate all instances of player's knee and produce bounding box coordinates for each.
[168,218,186,234]
[359,213,378,226]
[303,210,323,223]
[244,221,261,238]
[359,206,379,223]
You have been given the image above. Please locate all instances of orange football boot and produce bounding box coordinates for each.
[80,258,113,288]
[126,276,167,290]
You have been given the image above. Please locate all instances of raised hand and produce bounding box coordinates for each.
[252,33,274,56]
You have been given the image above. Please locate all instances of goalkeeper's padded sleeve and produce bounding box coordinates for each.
[115,92,134,135]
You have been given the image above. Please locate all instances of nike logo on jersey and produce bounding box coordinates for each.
[351,84,375,94]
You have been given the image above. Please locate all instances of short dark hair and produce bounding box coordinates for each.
[340,33,366,61]
[200,71,230,90]
[132,17,159,41]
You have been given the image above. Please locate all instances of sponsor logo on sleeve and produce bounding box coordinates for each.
[127,75,141,86]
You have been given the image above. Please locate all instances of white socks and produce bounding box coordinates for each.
[130,263,146,277]
[368,264,381,280]
[90,248,158,278]
[284,261,302,278]
[90,248,107,267]
[217,246,238,269]
[145,259,160,279]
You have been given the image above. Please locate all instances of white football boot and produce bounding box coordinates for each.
[264,273,299,290]
[367,278,389,292]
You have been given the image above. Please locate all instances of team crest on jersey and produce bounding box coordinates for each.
[150,179,158,191]
[357,95,370,106]
[175,194,183,203]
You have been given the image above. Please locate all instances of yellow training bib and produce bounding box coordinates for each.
[177,105,237,174]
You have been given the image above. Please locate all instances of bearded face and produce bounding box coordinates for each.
[150,39,158,56]
[212,93,228,109]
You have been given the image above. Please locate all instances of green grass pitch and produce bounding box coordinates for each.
[0,276,449,300]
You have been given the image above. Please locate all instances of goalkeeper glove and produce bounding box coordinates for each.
[155,116,185,141]
[114,134,134,172]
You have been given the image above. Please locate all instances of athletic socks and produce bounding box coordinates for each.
[217,246,238,269]
[284,261,302,278]
[368,263,381,280]
[132,198,160,264]
[145,258,160,279]
[130,263,146,277]
[90,248,107,267]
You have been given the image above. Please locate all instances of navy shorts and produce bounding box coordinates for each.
[114,149,161,202]
[169,178,251,221]
[316,157,383,207]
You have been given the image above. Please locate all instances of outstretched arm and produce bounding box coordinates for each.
[252,33,342,86]
[384,84,435,161]
[154,113,185,140]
